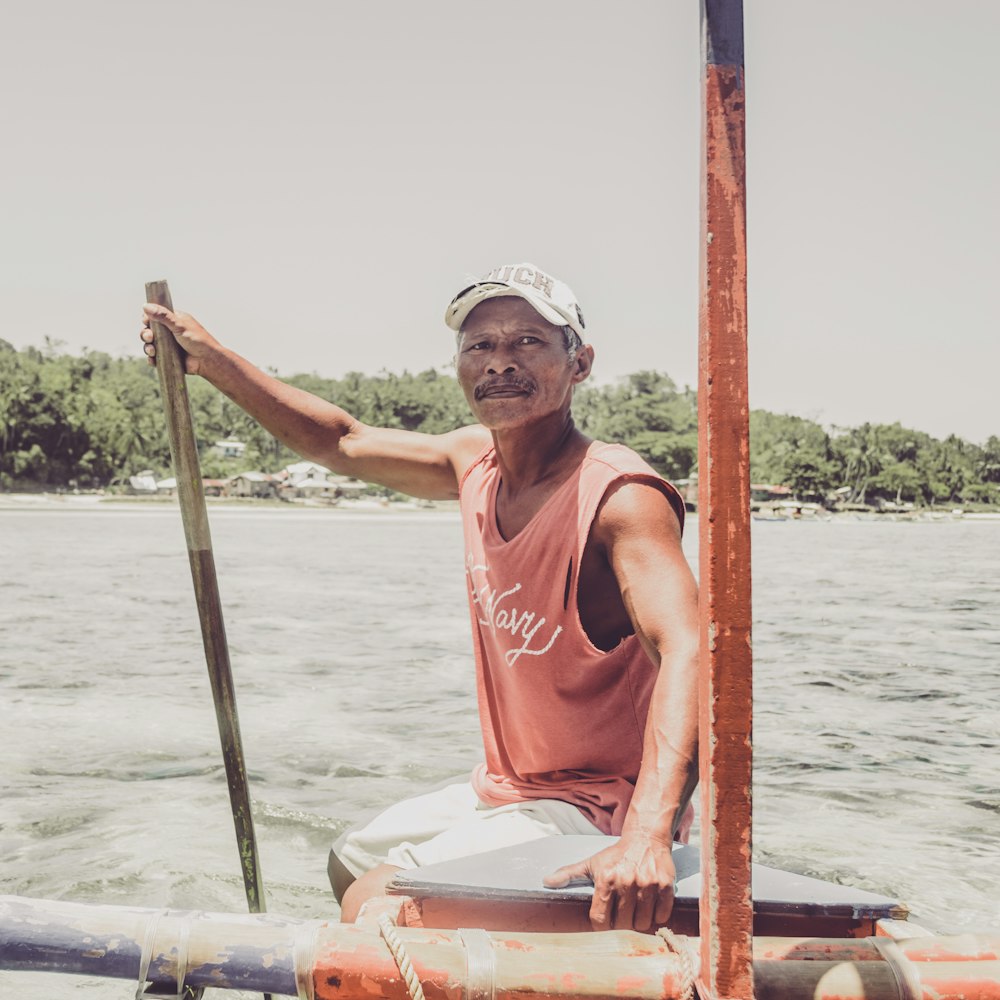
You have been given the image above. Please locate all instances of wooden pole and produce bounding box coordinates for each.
[145,280,267,921]
[697,2,754,999]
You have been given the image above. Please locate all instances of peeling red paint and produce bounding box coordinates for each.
[698,2,753,999]
[615,975,652,991]
[502,939,533,952]
[904,938,1000,962]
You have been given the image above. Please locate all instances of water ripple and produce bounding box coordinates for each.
[1,509,997,952]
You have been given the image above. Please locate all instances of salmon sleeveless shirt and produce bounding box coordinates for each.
[458,441,685,836]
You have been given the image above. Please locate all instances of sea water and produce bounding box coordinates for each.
[0,503,998,998]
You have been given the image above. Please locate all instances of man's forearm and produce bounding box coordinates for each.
[198,346,358,471]
[621,648,699,843]
[143,304,479,500]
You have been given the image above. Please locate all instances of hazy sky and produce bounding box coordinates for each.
[2,1,996,443]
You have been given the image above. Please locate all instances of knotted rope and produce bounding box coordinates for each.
[377,912,426,1000]
[657,927,696,1000]
[374,911,694,1000]
[135,909,199,1000]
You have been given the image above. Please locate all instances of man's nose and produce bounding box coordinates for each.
[486,361,517,375]
[486,346,518,375]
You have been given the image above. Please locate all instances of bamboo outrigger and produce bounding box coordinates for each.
[2,884,1000,1000]
[3,3,998,999]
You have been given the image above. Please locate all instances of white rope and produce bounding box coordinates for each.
[459,928,496,1000]
[135,909,164,1000]
[134,910,200,1000]
[293,920,323,1000]
[657,927,696,1000]
[871,934,922,1000]
[377,912,426,1000]
[174,918,191,999]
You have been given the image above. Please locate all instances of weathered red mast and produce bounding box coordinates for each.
[697,1,753,999]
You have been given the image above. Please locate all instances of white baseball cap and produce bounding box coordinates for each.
[445,263,587,341]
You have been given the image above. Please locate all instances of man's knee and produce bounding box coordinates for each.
[328,848,357,903]
[339,864,402,923]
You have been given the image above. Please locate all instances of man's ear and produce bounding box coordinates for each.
[571,345,595,384]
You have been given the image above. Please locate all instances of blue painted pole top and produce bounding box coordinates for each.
[703,0,745,67]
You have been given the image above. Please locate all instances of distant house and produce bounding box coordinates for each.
[227,472,279,499]
[127,471,158,494]
[213,439,246,460]
[156,477,177,496]
[280,474,335,500]
[283,460,331,484]
[274,462,369,500]
[202,479,227,497]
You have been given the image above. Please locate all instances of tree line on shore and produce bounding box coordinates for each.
[2,339,998,507]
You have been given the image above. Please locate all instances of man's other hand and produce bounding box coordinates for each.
[543,835,676,932]
[140,304,220,376]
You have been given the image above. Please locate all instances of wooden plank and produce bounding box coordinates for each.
[389,837,905,920]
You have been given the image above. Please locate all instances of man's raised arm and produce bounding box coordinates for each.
[141,304,489,500]
[544,479,699,932]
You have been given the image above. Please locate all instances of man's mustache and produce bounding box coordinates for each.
[474,376,536,401]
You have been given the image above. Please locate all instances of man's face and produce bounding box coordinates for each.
[455,297,592,431]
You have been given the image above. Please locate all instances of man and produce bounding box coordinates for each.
[141,263,698,933]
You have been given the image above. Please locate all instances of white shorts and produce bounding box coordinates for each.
[333,779,605,878]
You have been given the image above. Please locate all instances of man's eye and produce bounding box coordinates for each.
[466,341,489,351]
[519,336,540,345]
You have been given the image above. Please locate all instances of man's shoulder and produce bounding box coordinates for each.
[453,426,497,497]
[449,424,494,473]
[585,441,664,479]
[584,442,685,535]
